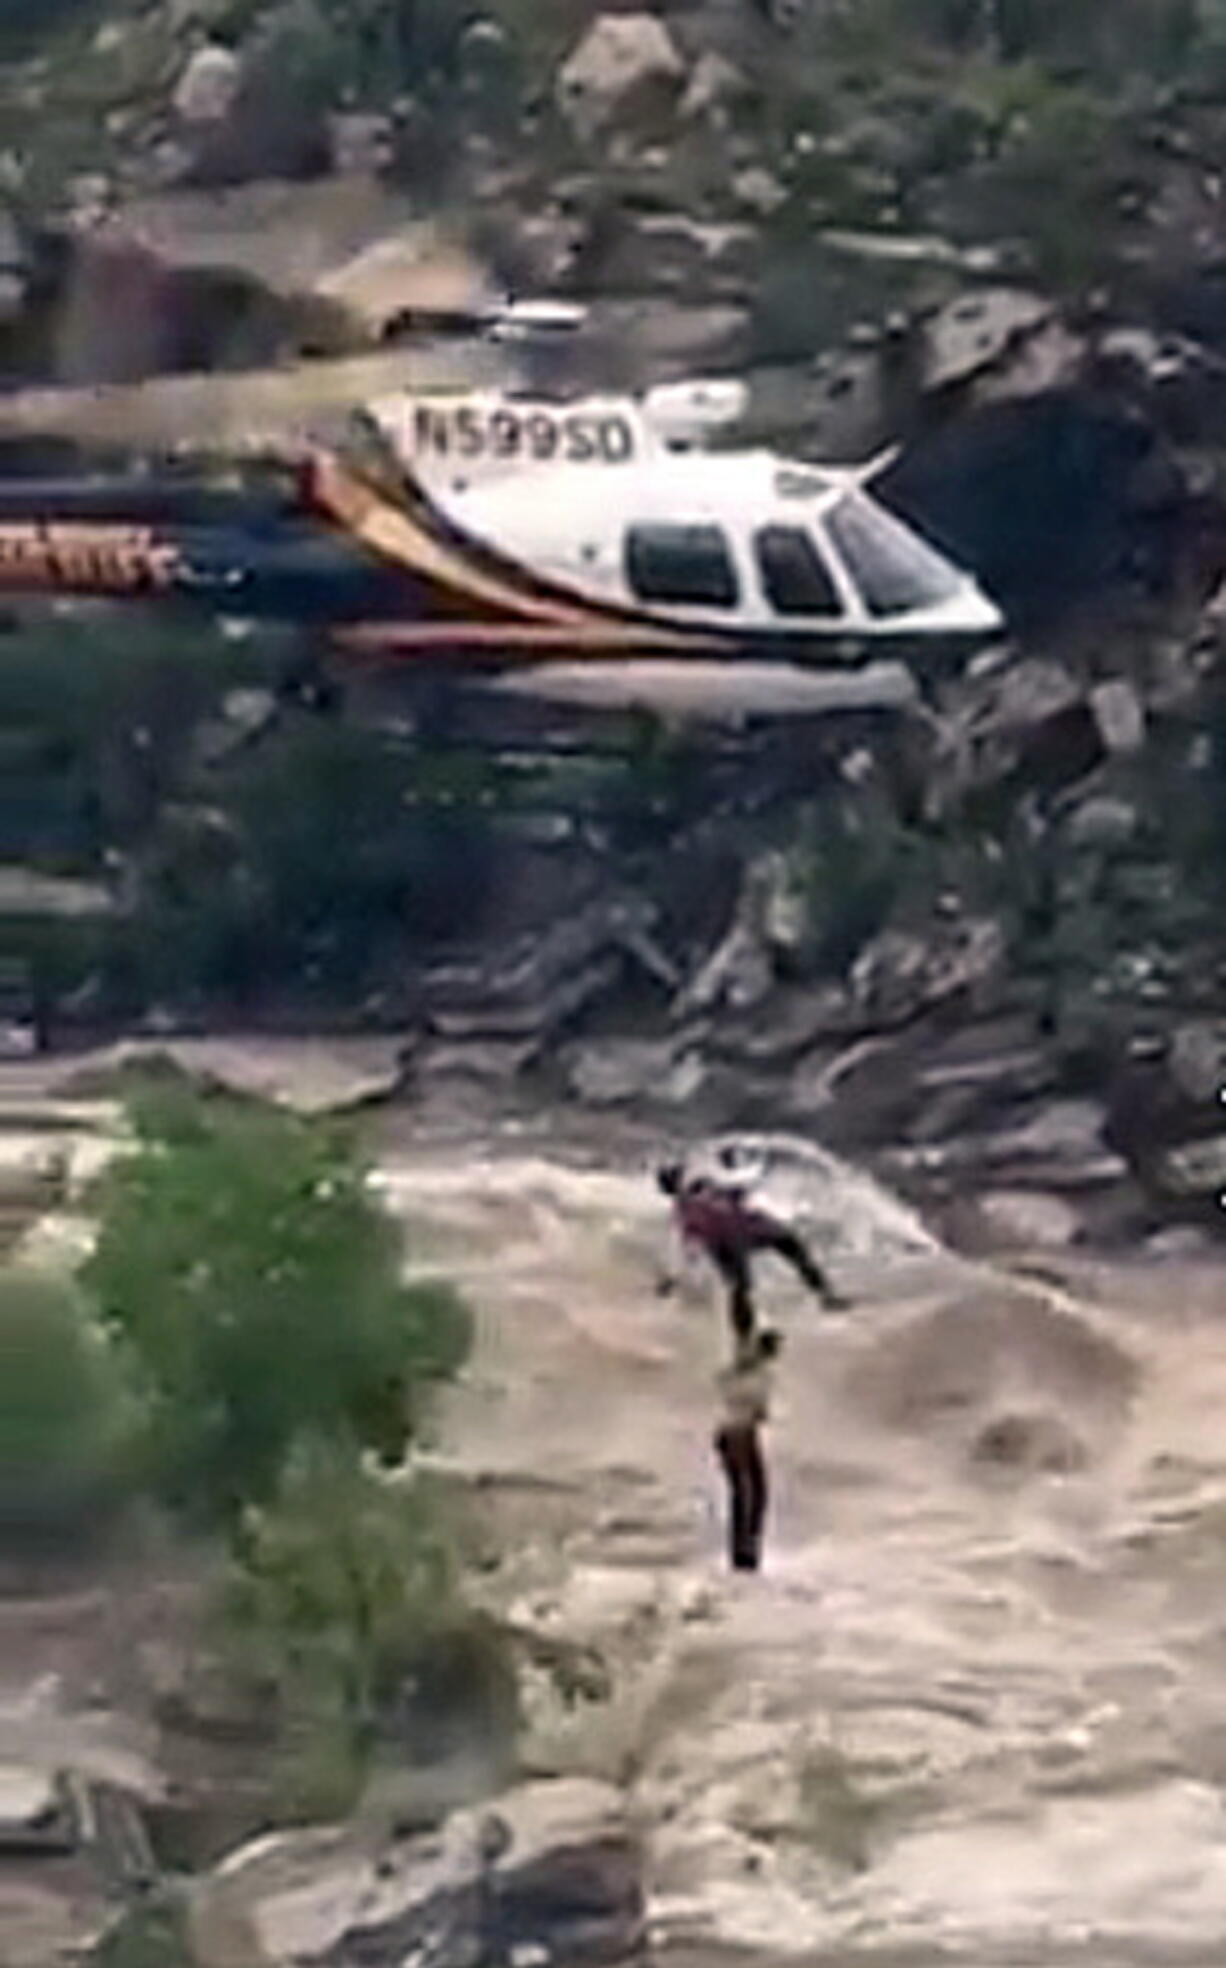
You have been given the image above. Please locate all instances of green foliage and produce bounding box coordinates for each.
[0,611,275,868]
[82,1075,470,1526]
[789,793,925,976]
[118,719,498,1009]
[91,1888,194,1968]
[0,606,503,1015]
[210,722,493,991]
[219,1439,516,1818]
[0,1267,138,1549]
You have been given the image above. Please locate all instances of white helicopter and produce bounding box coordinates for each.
[0,358,1002,719]
[335,375,999,662]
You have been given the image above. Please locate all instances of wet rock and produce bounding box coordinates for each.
[556,15,684,144]
[848,917,1005,1031]
[205,1777,646,1967]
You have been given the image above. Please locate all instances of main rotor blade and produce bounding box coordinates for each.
[0,343,507,454]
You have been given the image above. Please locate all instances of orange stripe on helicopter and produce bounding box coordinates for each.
[308,453,722,647]
[308,454,589,626]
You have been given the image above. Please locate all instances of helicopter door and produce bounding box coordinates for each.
[753,524,845,618]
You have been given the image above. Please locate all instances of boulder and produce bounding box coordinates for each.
[679,51,746,123]
[1090,679,1146,756]
[556,15,684,143]
[1105,1023,1226,1189]
[919,288,1055,396]
[673,854,791,1019]
[732,166,788,216]
[1154,1136,1226,1199]
[204,1777,646,1967]
[327,112,395,177]
[172,42,242,127]
[930,657,1108,811]
[1167,1023,1226,1104]
[1063,796,1138,853]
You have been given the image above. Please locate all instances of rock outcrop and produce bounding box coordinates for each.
[197,1777,646,1967]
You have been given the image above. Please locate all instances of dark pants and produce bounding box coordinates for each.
[709,1227,835,1341]
[715,1424,768,1571]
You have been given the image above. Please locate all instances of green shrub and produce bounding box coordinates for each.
[82,1076,470,1527]
[0,1268,137,1551]
[220,1438,516,1817]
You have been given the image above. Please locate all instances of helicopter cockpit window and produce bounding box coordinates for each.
[826,490,961,617]
[625,524,739,607]
[754,525,842,616]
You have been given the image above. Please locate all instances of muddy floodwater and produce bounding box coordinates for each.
[7,1047,1226,1965]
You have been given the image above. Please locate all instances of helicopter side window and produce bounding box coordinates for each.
[826,490,961,617]
[624,524,739,607]
[754,525,842,616]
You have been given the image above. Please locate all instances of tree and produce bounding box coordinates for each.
[82,1075,470,1527]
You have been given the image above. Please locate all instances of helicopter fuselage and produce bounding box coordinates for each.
[0,381,1003,688]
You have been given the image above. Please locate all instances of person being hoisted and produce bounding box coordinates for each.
[714,1325,782,1573]
[656,1156,850,1342]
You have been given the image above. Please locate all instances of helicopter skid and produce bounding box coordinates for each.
[477,656,919,721]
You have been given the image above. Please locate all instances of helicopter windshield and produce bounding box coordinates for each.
[825,489,962,617]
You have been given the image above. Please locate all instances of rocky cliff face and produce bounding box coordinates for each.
[5,1,1226,1264]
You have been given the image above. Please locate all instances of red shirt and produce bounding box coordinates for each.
[675,1181,777,1252]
